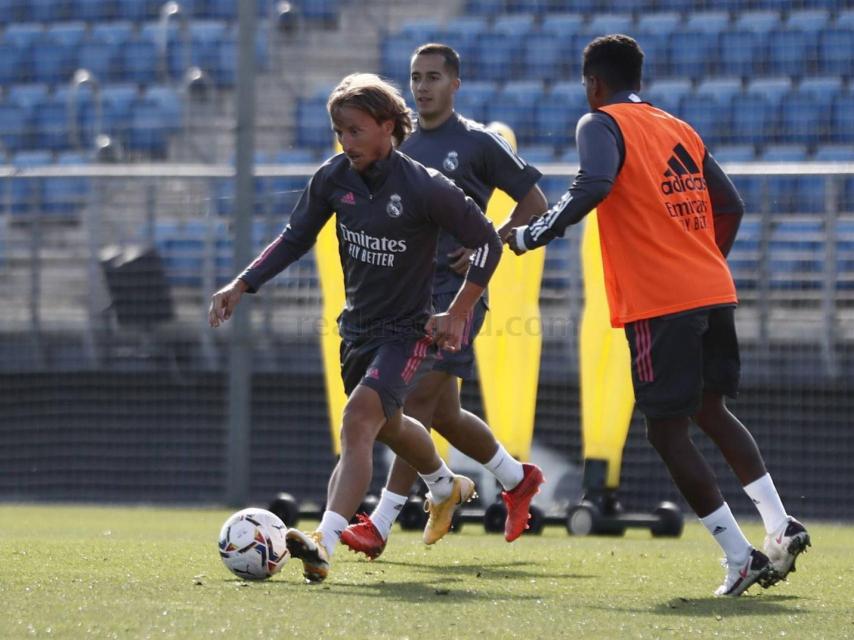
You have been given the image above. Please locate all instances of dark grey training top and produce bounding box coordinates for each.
[521,91,744,255]
[400,112,541,294]
[239,150,503,341]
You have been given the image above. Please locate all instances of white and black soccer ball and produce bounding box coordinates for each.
[218,508,290,580]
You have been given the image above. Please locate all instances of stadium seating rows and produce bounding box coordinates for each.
[373,8,854,158]
[0,20,270,87]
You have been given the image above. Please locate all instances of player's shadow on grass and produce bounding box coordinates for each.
[318,578,545,603]
[595,594,806,618]
[376,558,593,581]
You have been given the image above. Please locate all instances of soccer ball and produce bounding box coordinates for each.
[218,508,290,580]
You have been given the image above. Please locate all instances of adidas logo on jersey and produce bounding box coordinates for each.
[660,143,707,195]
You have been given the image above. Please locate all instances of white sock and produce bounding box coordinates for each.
[316,510,348,558]
[699,502,752,564]
[743,473,789,535]
[483,444,525,491]
[419,461,455,502]
[369,488,408,540]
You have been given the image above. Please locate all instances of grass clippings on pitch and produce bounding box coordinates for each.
[1,505,852,639]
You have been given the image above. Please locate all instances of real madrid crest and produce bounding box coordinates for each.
[387,193,403,218]
[443,151,459,172]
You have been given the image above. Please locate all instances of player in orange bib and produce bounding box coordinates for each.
[509,35,809,597]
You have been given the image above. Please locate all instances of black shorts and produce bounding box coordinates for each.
[624,305,740,420]
[431,291,487,380]
[340,335,437,419]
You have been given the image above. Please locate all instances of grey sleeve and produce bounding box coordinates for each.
[238,172,334,292]
[479,128,543,201]
[524,112,622,248]
[704,150,744,257]
[428,174,503,287]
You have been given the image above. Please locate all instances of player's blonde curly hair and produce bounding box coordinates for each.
[327,73,412,146]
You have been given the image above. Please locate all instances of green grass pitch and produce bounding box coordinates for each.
[1,505,852,639]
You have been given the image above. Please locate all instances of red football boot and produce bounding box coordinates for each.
[501,463,545,542]
[340,513,387,560]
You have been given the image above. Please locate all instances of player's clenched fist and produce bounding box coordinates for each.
[208,278,248,327]
[425,310,469,352]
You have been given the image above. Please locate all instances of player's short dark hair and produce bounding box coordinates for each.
[327,73,413,146]
[411,43,461,77]
[582,34,644,92]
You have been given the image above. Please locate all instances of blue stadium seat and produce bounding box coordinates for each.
[120,37,159,84]
[517,145,556,164]
[761,145,822,214]
[769,220,823,289]
[3,23,44,49]
[7,84,50,110]
[0,102,29,152]
[97,84,138,141]
[730,174,761,212]
[542,236,571,291]
[30,0,71,21]
[636,11,682,35]
[486,80,543,144]
[0,40,27,85]
[539,13,584,38]
[464,0,504,16]
[8,150,51,216]
[169,20,228,80]
[295,96,332,150]
[32,95,72,151]
[295,0,341,24]
[679,94,728,146]
[645,78,691,114]
[33,23,87,83]
[128,97,174,158]
[559,148,578,164]
[583,13,633,37]
[668,31,717,80]
[397,20,441,44]
[683,11,730,34]
[728,217,760,290]
[454,80,498,123]
[767,28,819,76]
[439,16,487,66]
[711,145,756,162]
[380,34,415,88]
[735,10,782,34]
[77,38,121,84]
[57,84,98,146]
[813,145,854,161]
[785,9,830,32]
[798,76,843,109]
[493,13,536,36]
[762,144,808,162]
[145,86,182,130]
[634,32,669,80]
[694,78,743,106]
[42,151,90,217]
[532,81,587,147]
[718,30,767,77]
[747,77,792,103]
[730,93,776,145]
[505,0,549,13]
[475,31,525,81]
[779,91,827,145]
[71,0,116,21]
[835,8,854,29]
[92,21,134,45]
[819,29,854,76]
[522,34,570,83]
[209,28,269,87]
[831,93,854,144]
